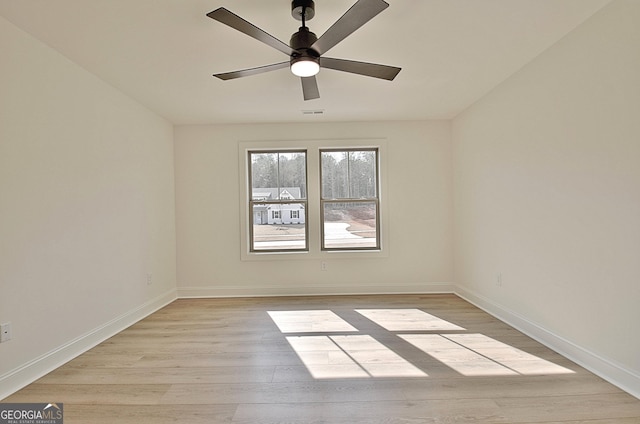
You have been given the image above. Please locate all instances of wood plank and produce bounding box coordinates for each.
[232,399,505,423]
[4,384,170,404]
[37,366,276,385]
[66,404,238,424]
[496,393,640,422]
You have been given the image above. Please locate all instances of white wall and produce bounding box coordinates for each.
[452,0,639,396]
[175,121,453,296]
[0,16,176,397]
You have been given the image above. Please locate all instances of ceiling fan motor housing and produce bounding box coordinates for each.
[290,26,318,52]
[292,0,315,21]
[290,26,320,71]
[289,27,320,72]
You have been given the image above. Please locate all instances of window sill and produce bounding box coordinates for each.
[240,248,388,262]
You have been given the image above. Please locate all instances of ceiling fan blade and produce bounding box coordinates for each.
[320,57,400,80]
[311,0,389,56]
[301,76,320,100]
[207,8,295,56]
[214,62,289,80]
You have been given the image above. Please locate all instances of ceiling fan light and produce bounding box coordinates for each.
[291,57,320,77]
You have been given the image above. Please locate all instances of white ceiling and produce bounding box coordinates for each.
[0,0,610,125]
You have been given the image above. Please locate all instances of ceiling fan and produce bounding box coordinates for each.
[207,0,401,101]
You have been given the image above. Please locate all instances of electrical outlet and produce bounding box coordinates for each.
[321,261,328,271]
[496,272,503,287]
[146,273,153,285]
[0,322,12,343]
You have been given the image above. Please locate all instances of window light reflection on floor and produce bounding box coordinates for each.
[355,309,466,331]
[268,309,573,380]
[267,310,358,333]
[443,334,575,375]
[285,336,369,378]
[400,334,574,376]
[286,335,427,379]
[399,334,516,376]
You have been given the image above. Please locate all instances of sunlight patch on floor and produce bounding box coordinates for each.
[443,334,575,375]
[286,335,427,379]
[267,310,358,333]
[269,309,572,380]
[355,309,466,331]
[400,334,574,376]
[285,336,369,378]
[399,334,516,376]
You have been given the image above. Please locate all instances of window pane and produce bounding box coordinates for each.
[251,152,307,200]
[278,152,307,199]
[323,201,378,249]
[249,150,307,252]
[251,153,278,198]
[252,203,306,251]
[321,151,348,199]
[321,148,379,251]
[348,151,376,198]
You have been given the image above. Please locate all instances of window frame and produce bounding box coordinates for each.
[238,139,388,261]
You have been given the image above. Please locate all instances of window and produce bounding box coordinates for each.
[248,151,307,252]
[320,149,380,250]
[240,140,386,260]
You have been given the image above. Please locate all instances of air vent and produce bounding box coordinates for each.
[302,109,324,115]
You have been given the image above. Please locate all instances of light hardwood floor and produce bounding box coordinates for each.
[4,294,640,423]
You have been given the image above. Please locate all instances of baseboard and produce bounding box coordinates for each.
[454,285,640,400]
[177,283,455,298]
[0,288,177,401]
